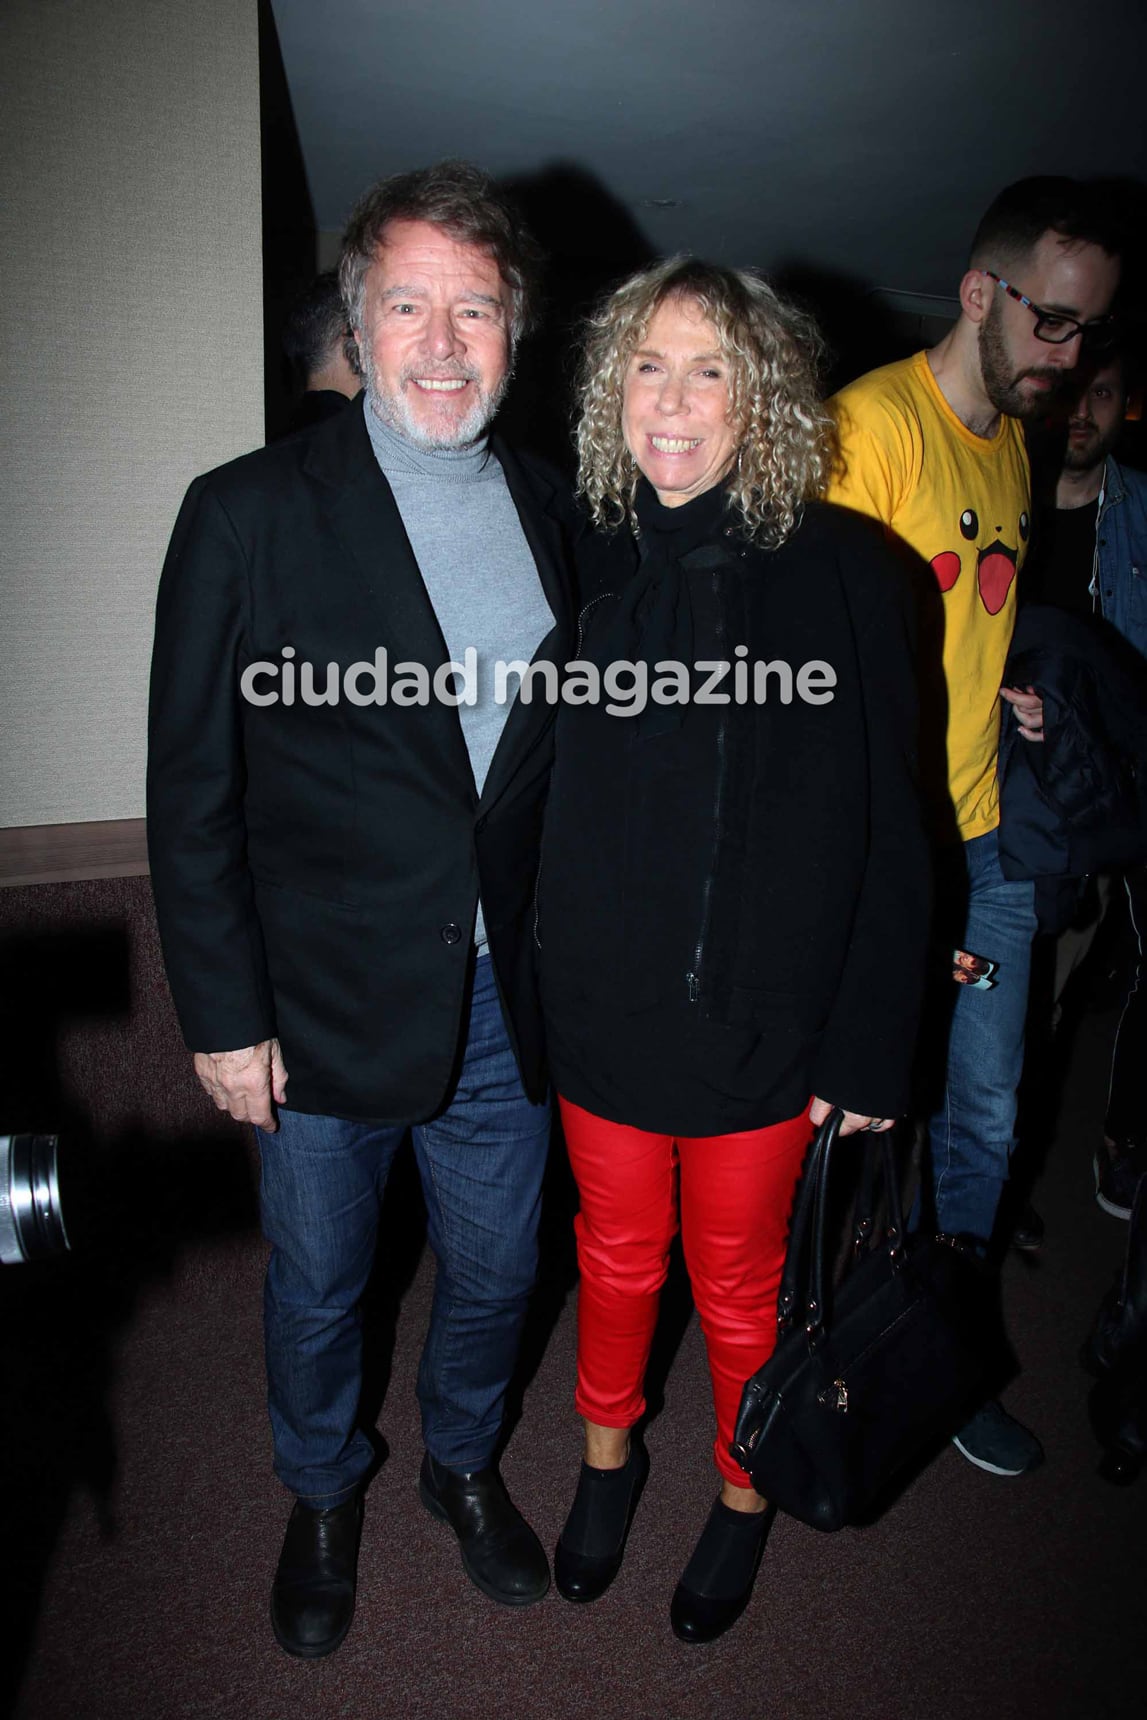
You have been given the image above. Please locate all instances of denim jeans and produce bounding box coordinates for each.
[922,828,1038,1249]
[257,955,551,1508]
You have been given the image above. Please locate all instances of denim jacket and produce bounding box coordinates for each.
[1095,456,1147,660]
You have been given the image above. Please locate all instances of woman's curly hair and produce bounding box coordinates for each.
[576,258,833,548]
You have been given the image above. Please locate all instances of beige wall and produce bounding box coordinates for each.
[0,0,263,828]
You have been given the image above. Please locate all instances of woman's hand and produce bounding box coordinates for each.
[1000,683,1045,742]
[809,1096,894,1135]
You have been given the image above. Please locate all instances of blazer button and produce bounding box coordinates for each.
[440,923,463,945]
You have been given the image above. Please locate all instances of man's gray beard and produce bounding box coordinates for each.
[978,297,1069,422]
[360,331,511,451]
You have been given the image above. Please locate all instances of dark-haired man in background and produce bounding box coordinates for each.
[280,269,361,429]
[149,162,571,1656]
[828,177,1121,1477]
[1027,353,1147,1219]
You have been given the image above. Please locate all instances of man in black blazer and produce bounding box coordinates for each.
[148,162,571,1658]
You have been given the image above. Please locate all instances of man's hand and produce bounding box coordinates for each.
[193,1039,288,1131]
[809,1096,894,1136]
[1000,683,1045,742]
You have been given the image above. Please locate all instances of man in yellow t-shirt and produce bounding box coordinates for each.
[828,176,1121,1479]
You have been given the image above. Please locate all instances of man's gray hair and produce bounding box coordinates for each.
[339,160,541,351]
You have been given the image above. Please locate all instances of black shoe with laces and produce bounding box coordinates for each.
[554,1439,649,1603]
[670,1497,774,1644]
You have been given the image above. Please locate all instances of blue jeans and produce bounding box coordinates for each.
[922,828,1038,1249]
[257,955,551,1509]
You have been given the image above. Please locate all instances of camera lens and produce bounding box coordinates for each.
[0,1134,70,1264]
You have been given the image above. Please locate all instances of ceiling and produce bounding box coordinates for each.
[270,0,1146,310]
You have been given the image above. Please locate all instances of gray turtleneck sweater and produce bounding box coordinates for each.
[364,399,555,950]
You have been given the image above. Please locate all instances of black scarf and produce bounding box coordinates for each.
[590,478,733,735]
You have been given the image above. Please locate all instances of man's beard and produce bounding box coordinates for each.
[1062,415,1121,474]
[978,297,1070,421]
[359,330,511,451]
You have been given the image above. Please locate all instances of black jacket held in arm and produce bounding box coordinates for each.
[998,601,1147,932]
[147,401,574,1122]
[538,496,932,1136]
[999,602,1147,880]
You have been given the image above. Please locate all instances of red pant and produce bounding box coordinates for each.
[559,1095,812,1487]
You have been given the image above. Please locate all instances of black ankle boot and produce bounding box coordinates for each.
[270,1493,363,1658]
[554,1440,649,1603]
[418,1453,550,1605]
[670,1496,774,1644]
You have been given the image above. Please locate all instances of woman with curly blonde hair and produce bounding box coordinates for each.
[536,259,930,1641]
[576,256,830,546]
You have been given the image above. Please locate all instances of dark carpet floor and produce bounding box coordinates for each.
[7,1003,1144,1720]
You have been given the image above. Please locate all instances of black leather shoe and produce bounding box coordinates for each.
[554,1439,649,1603]
[670,1497,774,1644]
[270,1494,363,1658]
[418,1453,550,1605]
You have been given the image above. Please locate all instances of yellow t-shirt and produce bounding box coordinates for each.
[826,350,1030,839]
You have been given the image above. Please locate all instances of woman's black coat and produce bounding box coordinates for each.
[538,498,932,1135]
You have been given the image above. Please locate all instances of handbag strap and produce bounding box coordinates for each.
[806,1116,906,1343]
[878,1130,906,1254]
[775,1112,833,1332]
[851,1130,907,1258]
[806,1108,843,1338]
[850,1134,881,1256]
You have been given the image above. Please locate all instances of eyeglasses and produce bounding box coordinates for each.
[980,270,1118,355]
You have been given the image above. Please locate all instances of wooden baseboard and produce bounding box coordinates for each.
[0,818,149,887]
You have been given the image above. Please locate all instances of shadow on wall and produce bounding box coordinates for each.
[492,177,936,465]
[494,176,949,465]
[772,262,935,392]
[260,0,318,441]
[493,162,658,470]
[0,900,260,1714]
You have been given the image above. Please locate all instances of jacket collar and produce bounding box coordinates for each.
[302,393,573,816]
[300,394,569,615]
[476,433,572,814]
[1101,455,1126,514]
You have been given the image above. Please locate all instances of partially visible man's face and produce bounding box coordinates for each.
[977,229,1121,421]
[355,218,512,450]
[1063,360,1126,474]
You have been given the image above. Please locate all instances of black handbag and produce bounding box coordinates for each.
[730,1108,995,1531]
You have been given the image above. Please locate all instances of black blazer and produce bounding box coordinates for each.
[148,401,573,1121]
